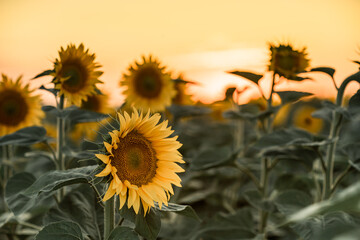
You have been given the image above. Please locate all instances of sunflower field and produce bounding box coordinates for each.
[1,41,360,240]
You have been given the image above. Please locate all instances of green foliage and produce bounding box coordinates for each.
[0,126,47,146]
[6,166,97,215]
[228,71,263,85]
[107,226,140,240]
[35,221,83,240]
[276,91,313,105]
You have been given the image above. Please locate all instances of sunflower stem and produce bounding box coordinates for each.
[322,71,360,200]
[104,196,115,239]
[258,72,276,237]
[57,95,66,199]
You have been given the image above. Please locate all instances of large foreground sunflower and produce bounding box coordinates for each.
[121,55,176,112]
[52,43,103,106]
[95,108,184,215]
[0,74,44,136]
[268,43,309,79]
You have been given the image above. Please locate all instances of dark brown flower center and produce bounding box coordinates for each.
[60,60,88,93]
[275,53,299,72]
[112,131,157,187]
[0,89,29,126]
[81,95,100,112]
[133,66,163,98]
[304,117,312,126]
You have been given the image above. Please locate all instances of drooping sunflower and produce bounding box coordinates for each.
[293,105,323,133]
[70,92,112,141]
[172,76,194,105]
[95,108,184,215]
[121,55,176,112]
[52,43,103,106]
[0,74,44,136]
[268,43,309,79]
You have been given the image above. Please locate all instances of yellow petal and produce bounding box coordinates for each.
[119,193,127,209]
[133,194,140,214]
[103,181,116,201]
[95,154,110,164]
[127,188,137,208]
[138,188,155,206]
[95,163,112,177]
[104,142,113,155]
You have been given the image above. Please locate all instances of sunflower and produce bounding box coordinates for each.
[70,93,112,141]
[52,43,103,106]
[268,43,309,79]
[121,55,176,112]
[172,76,194,105]
[95,108,184,215]
[273,103,291,127]
[293,105,323,133]
[0,74,44,136]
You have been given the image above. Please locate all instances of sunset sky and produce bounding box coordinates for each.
[1,0,359,106]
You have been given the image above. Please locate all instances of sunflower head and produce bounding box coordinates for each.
[95,108,184,215]
[293,105,323,133]
[52,43,103,106]
[0,74,44,136]
[268,43,309,79]
[121,55,176,112]
[172,79,194,105]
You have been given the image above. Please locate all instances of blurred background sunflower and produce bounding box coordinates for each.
[0,74,44,136]
[52,43,103,106]
[292,104,323,134]
[70,92,113,142]
[268,43,309,80]
[120,55,176,112]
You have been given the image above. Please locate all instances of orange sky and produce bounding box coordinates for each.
[1,0,360,106]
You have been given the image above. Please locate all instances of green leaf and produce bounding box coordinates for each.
[348,90,360,110]
[35,221,83,240]
[134,208,161,240]
[0,126,47,146]
[42,105,60,116]
[107,226,140,240]
[32,69,54,79]
[227,71,263,85]
[44,185,102,240]
[292,212,356,240]
[309,67,336,79]
[5,172,37,215]
[167,105,211,119]
[66,107,109,124]
[6,166,97,215]
[191,146,236,170]
[24,165,97,197]
[39,85,59,96]
[287,76,312,81]
[286,182,360,224]
[274,190,313,215]
[276,91,313,105]
[254,128,312,149]
[243,190,274,212]
[156,203,201,222]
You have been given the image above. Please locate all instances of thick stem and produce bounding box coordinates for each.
[104,197,115,240]
[259,158,269,236]
[322,71,360,200]
[57,95,65,170]
[57,95,65,199]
